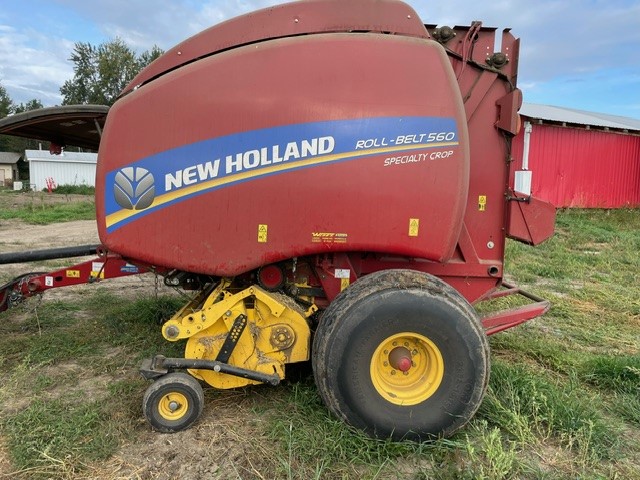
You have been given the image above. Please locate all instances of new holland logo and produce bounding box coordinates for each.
[114,167,155,210]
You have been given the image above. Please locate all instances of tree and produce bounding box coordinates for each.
[137,45,164,71]
[14,99,44,114]
[60,38,164,106]
[13,99,44,152]
[0,83,14,152]
[0,82,45,153]
[0,83,13,119]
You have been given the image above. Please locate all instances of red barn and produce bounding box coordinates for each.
[512,104,640,208]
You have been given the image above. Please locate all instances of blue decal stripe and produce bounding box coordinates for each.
[105,140,458,231]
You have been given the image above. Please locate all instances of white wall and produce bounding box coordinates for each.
[0,165,10,186]
[26,150,97,191]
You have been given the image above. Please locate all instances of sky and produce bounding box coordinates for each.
[0,0,639,119]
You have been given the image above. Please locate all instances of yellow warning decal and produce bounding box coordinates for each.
[258,224,268,243]
[66,270,80,278]
[409,218,420,237]
[91,262,105,279]
[478,195,487,212]
[334,269,350,290]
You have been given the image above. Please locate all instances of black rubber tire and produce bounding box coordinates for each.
[312,269,489,441]
[142,372,204,433]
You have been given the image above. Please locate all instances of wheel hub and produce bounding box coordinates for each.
[370,332,445,406]
[158,392,189,420]
[388,346,412,372]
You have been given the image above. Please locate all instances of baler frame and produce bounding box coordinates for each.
[0,248,145,313]
[1,246,548,337]
[0,0,558,442]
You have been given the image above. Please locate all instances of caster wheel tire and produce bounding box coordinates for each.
[312,269,489,441]
[143,372,204,433]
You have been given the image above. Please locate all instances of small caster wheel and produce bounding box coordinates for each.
[143,372,204,433]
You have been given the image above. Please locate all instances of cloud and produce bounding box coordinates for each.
[54,0,640,86]
[523,66,640,116]
[415,0,640,81]
[0,25,72,105]
[53,0,282,51]
[1,0,638,117]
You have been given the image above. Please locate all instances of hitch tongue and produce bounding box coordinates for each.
[0,274,34,312]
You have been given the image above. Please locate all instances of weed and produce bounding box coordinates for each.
[461,421,522,479]
[581,355,640,394]
[45,185,96,195]
[479,360,618,459]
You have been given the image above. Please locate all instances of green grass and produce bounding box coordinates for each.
[0,199,95,224]
[264,380,443,479]
[0,290,179,478]
[4,399,119,477]
[480,361,619,458]
[0,189,96,224]
[581,355,640,394]
[0,208,638,479]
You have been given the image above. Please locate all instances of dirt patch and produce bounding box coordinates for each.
[86,391,278,480]
[0,216,100,284]
[0,214,161,303]
[42,363,114,404]
[0,435,14,478]
[0,192,92,207]
[0,219,99,252]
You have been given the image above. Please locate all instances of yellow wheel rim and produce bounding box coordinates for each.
[158,392,189,420]
[370,332,444,406]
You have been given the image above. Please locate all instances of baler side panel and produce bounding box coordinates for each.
[97,33,469,276]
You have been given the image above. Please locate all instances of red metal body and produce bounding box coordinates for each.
[97,32,469,275]
[512,123,640,208]
[95,0,555,305]
[0,0,556,334]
